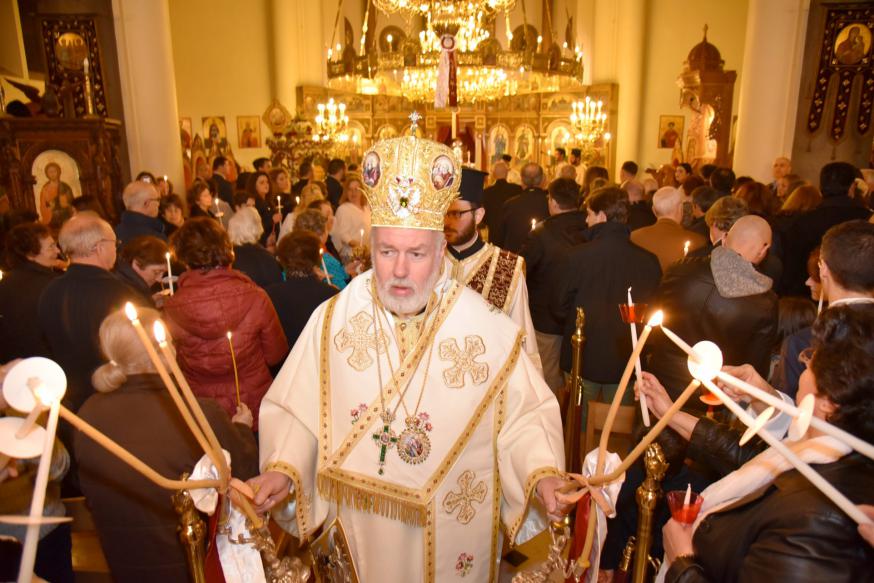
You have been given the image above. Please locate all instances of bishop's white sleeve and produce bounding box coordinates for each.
[496,347,565,546]
[258,302,332,542]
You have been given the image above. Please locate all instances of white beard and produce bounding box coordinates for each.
[375,265,441,317]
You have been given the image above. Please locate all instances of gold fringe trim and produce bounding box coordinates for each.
[317,473,427,527]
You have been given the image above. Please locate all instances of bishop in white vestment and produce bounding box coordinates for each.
[252,125,566,582]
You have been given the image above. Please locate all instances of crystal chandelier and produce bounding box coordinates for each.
[312,98,349,143]
[327,0,583,104]
[570,96,611,156]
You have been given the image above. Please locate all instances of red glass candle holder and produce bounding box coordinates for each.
[618,303,648,324]
[666,490,704,524]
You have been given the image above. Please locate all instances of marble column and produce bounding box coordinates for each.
[733,0,809,181]
[591,0,646,178]
[112,0,183,186]
[271,0,325,114]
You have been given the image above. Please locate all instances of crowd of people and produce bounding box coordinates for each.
[1,144,873,581]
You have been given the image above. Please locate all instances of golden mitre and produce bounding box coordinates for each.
[360,113,461,231]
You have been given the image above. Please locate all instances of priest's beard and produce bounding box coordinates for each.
[443,218,477,247]
[375,261,442,317]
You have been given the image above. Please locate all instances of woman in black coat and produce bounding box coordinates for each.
[265,230,337,349]
[637,304,874,582]
[76,307,258,582]
[0,222,60,361]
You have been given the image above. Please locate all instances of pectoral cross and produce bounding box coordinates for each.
[372,412,398,475]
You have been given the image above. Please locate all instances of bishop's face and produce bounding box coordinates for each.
[372,227,445,317]
[443,200,479,247]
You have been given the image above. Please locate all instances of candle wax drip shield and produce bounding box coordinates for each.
[666,490,704,525]
[618,303,648,324]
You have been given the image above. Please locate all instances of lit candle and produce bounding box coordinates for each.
[124,303,224,478]
[627,288,650,427]
[165,252,174,296]
[150,317,229,481]
[163,174,168,182]
[295,195,300,207]
[276,195,282,211]
[226,331,241,407]
[359,228,365,247]
[659,328,874,464]
[683,482,691,507]
[817,294,824,315]
[530,218,536,231]
[683,240,691,257]
[18,381,64,582]
[700,376,871,525]
[214,197,221,216]
[320,249,333,286]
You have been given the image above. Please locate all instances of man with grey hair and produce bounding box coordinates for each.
[630,186,706,270]
[251,132,568,581]
[115,180,167,246]
[39,213,138,412]
[494,163,550,253]
[482,160,522,239]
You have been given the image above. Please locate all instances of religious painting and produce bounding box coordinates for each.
[236,116,261,148]
[202,116,228,150]
[834,23,871,66]
[362,152,381,187]
[262,99,292,135]
[40,17,107,116]
[488,125,510,165]
[375,124,399,141]
[179,118,192,149]
[512,125,536,166]
[431,155,455,190]
[658,115,685,149]
[547,122,573,154]
[32,150,81,228]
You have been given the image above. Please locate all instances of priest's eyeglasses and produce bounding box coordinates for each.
[445,209,476,220]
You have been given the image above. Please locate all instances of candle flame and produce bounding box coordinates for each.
[320,248,324,256]
[153,320,167,344]
[33,379,65,406]
[647,310,664,327]
[226,331,233,340]
[687,340,724,381]
[165,252,170,260]
[124,302,138,322]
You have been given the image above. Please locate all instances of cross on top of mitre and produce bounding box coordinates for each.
[409,111,422,135]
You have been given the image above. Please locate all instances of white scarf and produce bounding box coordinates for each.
[656,435,851,582]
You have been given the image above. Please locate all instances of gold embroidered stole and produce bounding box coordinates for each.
[448,244,524,314]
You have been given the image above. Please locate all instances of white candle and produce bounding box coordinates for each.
[359,228,365,247]
[320,249,333,285]
[683,483,691,507]
[276,195,282,210]
[18,385,63,583]
[817,295,824,315]
[659,326,874,465]
[165,252,174,295]
[627,287,650,426]
[700,377,871,526]
[683,240,690,257]
[214,197,220,215]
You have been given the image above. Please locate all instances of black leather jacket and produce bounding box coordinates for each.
[667,418,874,582]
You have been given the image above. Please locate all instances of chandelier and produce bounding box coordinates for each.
[312,98,349,143]
[570,96,611,157]
[327,0,583,105]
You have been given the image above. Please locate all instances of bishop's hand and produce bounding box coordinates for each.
[247,471,292,515]
[536,475,574,521]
